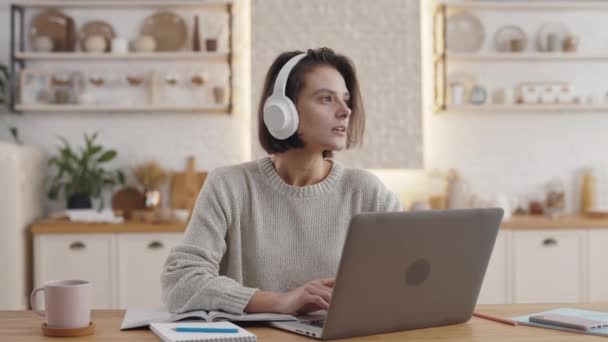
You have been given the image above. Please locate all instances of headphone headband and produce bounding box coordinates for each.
[262,52,307,140]
[272,53,307,96]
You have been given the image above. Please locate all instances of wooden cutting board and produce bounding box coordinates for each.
[170,156,207,213]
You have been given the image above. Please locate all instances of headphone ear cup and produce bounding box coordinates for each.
[263,96,299,140]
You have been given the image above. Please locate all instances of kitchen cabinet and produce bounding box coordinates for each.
[589,228,608,301]
[512,229,585,303]
[117,233,183,308]
[33,225,184,309]
[31,217,608,308]
[477,230,510,304]
[33,234,116,309]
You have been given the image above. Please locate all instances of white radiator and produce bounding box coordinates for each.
[0,142,46,309]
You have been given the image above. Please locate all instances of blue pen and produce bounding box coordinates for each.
[174,327,239,333]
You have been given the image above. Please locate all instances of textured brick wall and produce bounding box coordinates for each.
[251,0,423,168]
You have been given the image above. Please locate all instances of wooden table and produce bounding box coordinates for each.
[2,303,607,341]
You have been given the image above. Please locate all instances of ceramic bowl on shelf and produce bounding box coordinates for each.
[132,35,156,52]
[494,25,527,52]
[32,36,54,52]
[79,20,116,52]
[536,22,569,52]
[84,35,107,53]
[446,11,485,53]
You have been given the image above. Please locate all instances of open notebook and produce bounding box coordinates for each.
[512,308,608,337]
[121,307,296,330]
[150,322,256,342]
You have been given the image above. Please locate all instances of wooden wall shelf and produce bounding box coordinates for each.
[15,104,230,113]
[445,53,608,62]
[14,52,230,62]
[433,1,608,113]
[13,0,231,9]
[441,104,608,114]
[444,1,608,10]
[9,1,234,114]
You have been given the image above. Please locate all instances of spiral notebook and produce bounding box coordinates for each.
[150,321,257,342]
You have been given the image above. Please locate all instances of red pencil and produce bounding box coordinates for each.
[473,311,518,326]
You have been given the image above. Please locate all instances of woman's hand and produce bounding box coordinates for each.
[244,278,335,315]
[274,278,335,315]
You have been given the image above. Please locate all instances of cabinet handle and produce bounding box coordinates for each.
[147,241,164,250]
[542,237,558,247]
[69,241,86,251]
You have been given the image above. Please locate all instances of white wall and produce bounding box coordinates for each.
[0,0,251,184]
[421,1,608,213]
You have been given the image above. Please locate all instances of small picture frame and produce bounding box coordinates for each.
[19,69,51,105]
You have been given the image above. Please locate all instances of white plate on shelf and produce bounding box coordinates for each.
[446,11,485,53]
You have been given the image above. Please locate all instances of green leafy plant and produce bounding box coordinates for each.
[0,63,8,105]
[0,63,20,144]
[47,132,125,209]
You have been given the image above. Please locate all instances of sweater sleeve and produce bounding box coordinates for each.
[161,170,258,314]
[380,188,402,212]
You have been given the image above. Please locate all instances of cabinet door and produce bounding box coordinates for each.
[477,230,509,304]
[34,234,115,309]
[589,229,608,301]
[513,229,583,303]
[117,233,183,308]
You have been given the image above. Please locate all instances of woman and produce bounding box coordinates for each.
[161,47,401,316]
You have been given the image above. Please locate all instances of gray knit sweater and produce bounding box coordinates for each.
[161,157,401,314]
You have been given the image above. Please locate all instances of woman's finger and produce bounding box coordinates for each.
[305,294,329,310]
[319,278,335,287]
[307,283,332,303]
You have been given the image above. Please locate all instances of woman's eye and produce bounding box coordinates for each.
[322,96,332,102]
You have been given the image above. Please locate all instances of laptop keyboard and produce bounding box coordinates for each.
[303,319,325,328]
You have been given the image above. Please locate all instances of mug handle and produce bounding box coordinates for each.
[30,287,45,317]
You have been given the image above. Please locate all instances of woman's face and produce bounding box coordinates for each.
[295,65,352,153]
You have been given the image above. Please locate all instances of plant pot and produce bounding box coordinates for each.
[67,193,92,209]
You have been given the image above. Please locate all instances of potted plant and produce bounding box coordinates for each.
[0,63,23,145]
[47,132,125,209]
[0,63,8,106]
[133,160,167,209]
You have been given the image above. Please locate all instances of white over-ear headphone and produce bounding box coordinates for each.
[263,53,307,140]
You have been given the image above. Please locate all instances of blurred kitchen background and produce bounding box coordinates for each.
[1,0,608,312]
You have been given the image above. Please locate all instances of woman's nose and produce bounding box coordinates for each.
[337,100,351,118]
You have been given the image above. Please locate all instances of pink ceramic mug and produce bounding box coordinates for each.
[30,279,92,329]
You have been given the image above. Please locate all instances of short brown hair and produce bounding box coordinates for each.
[257,47,365,158]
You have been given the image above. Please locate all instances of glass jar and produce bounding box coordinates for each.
[545,180,566,216]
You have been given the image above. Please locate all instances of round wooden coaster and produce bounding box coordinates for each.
[41,322,95,337]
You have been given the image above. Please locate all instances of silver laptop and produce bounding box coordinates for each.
[269,208,503,340]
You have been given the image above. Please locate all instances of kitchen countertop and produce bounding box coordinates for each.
[500,214,608,230]
[30,219,186,234]
[30,214,608,234]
